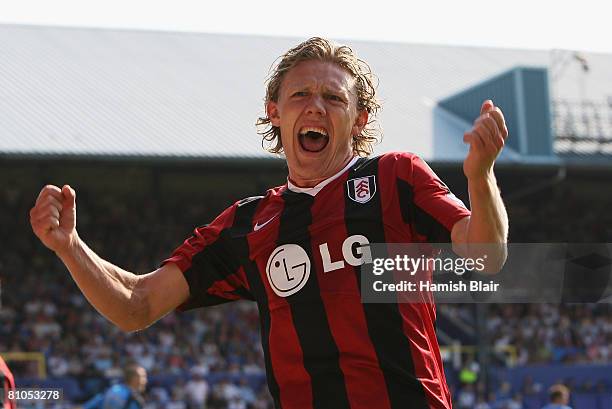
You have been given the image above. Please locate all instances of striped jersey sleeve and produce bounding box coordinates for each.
[162,202,255,310]
[393,152,471,242]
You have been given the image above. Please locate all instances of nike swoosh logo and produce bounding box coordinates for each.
[254,216,276,231]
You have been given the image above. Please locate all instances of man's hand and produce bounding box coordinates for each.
[463,100,508,180]
[30,184,78,255]
[29,184,189,331]
[453,99,509,274]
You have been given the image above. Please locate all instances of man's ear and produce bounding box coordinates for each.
[352,109,368,136]
[267,101,281,127]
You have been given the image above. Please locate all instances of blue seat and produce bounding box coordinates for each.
[595,392,612,409]
[522,394,544,409]
[571,393,598,409]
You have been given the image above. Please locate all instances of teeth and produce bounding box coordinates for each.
[299,127,328,136]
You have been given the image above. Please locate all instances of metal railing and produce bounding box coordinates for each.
[552,99,612,152]
[441,344,519,368]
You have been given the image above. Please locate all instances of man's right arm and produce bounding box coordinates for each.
[30,185,189,332]
[56,239,188,331]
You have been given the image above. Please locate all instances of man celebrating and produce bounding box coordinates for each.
[82,363,147,409]
[31,37,508,409]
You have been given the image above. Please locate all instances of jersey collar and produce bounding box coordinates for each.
[287,156,359,197]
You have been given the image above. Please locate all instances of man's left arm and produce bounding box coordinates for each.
[451,99,509,274]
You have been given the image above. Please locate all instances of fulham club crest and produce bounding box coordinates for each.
[347,176,377,204]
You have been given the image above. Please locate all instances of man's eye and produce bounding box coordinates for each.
[327,95,344,102]
[293,91,308,97]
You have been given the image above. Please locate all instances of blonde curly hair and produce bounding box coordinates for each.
[256,37,381,157]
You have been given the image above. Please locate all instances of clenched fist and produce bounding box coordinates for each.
[30,184,78,254]
[463,99,509,180]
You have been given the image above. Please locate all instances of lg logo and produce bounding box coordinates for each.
[266,235,372,297]
[266,244,311,297]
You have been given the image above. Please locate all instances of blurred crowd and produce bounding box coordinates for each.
[448,179,612,408]
[487,303,611,365]
[1,172,611,408]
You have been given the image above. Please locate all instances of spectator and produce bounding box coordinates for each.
[82,363,147,409]
[458,358,480,385]
[236,378,256,406]
[522,375,543,396]
[541,384,572,409]
[184,372,209,409]
[474,394,491,409]
[506,392,524,409]
[456,383,476,409]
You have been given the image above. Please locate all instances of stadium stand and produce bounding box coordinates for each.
[1,163,611,408]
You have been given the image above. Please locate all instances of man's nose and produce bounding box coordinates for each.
[305,95,326,116]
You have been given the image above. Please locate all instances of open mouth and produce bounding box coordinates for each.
[298,127,329,153]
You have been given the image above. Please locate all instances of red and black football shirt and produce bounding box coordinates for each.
[164,152,471,409]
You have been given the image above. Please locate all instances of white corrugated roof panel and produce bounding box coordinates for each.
[0,25,610,161]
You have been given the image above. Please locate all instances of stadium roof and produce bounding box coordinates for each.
[1,24,611,163]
